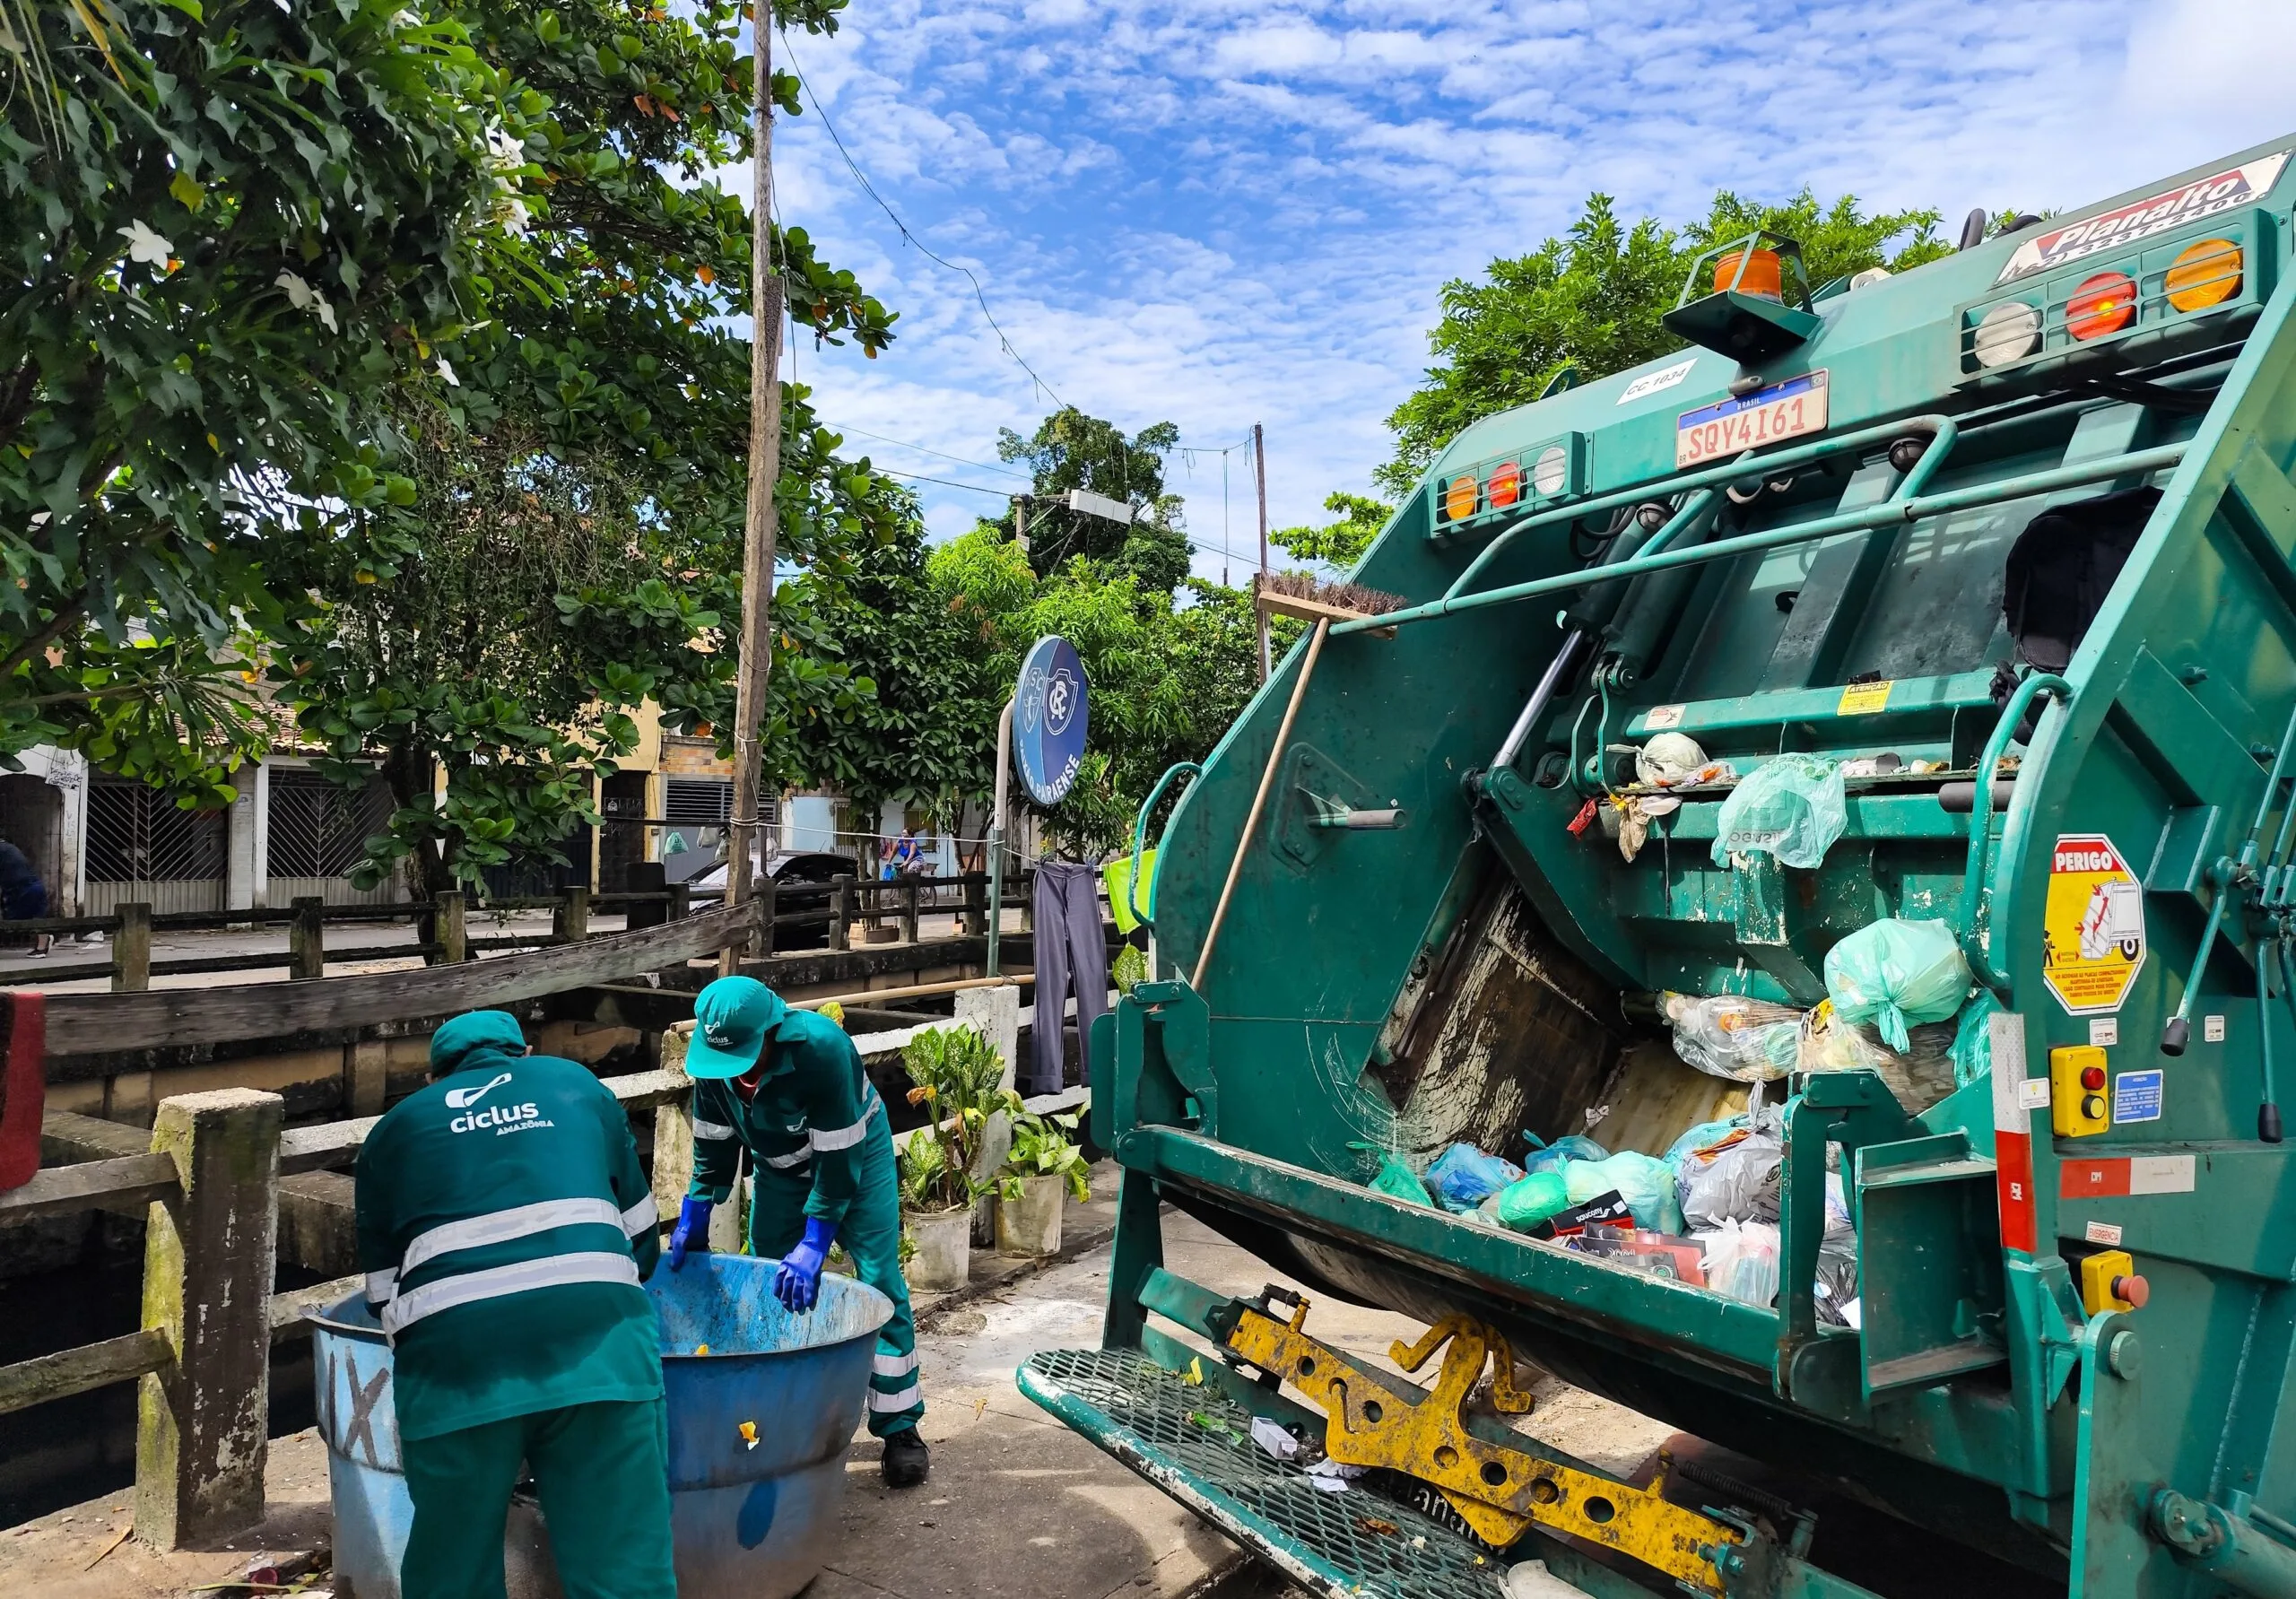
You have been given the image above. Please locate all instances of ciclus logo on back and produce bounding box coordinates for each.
[444,1072,514,1109]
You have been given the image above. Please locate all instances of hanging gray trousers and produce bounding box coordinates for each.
[1029,862,1110,1096]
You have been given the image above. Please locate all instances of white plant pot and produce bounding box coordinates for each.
[905,1207,971,1292]
[996,1173,1065,1257]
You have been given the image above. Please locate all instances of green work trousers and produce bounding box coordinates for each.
[401,1395,676,1599]
[749,1114,924,1437]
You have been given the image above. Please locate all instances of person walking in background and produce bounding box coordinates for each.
[0,839,51,956]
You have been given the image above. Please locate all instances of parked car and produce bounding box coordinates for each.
[689,850,857,949]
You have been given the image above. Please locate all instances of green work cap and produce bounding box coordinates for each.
[686,977,787,1080]
[430,1010,528,1077]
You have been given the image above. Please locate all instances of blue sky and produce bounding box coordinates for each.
[748,0,2296,580]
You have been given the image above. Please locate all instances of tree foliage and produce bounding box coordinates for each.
[262,0,910,891]
[1378,188,1952,496]
[1269,491,1393,574]
[993,408,1192,595]
[0,0,521,802]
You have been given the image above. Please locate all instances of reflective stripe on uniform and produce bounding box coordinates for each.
[382,1251,640,1334]
[621,1195,657,1237]
[762,1145,813,1169]
[809,1091,883,1152]
[402,1198,627,1276]
[691,1118,738,1143]
[365,1269,398,1304]
[867,1382,921,1412]
[873,1350,918,1378]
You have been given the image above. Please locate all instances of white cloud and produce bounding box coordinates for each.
[754,0,2296,576]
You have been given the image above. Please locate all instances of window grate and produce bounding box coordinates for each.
[266,769,395,881]
[87,778,226,885]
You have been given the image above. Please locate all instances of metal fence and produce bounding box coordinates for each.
[84,778,226,915]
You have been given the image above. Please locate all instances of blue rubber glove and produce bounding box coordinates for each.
[774,1217,837,1313]
[668,1196,714,1272]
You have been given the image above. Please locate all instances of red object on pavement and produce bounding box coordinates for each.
[0,991,47,1191]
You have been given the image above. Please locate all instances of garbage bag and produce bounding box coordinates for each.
[1521,1133,1609,1178]
[1798,1004,1958,1113]
[1813,1232,1860,1326]
[1665,1116,1747,1168]
[1678,1131,1783,1230]
[1562,1152,1684,1235]
[1425,1143,1525,1212]
[1664,992,1800,1082]
[1695,1220,1781,1307]
[1709,753,1846,870]
[1484,1170,1571,1231]
[1348,1142,1431,1207]
[1822,918,1972,1052]
[1951,989,2004,1087]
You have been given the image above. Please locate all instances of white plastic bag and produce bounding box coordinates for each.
[1664,992,1799,1082]
[1678,1131,1783,1230]
[1696,1220,1781,1307]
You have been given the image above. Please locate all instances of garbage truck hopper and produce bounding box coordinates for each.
[1015,135,2296,1598]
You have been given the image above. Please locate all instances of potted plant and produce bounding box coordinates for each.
[898,1023,1020,1291]
[993,1106,1092,1257]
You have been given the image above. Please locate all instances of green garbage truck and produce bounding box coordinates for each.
[1017,134,2296,1597]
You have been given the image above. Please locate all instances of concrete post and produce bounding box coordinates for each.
[434,891,466,963]
[963,873,985,936]
[112,901,151,993]
[957,985,1023,1247]
[900,878,919,944]
[829,874,853,952]
[288,895,325,980]
[223,768,259,918]
[650,1031,695,1230]
[755,872,777,958]
[553,884,590,943]
[344,1038,389,1118]
[135,1088,284,1550]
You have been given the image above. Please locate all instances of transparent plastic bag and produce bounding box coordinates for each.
[1663,992,1800,1082]
[1678,1131,1783,1230]
[1522,1134,1609,1178]
[1798,1005,1958,1113]
[1709,753,1847,870]
[1695,1220,1781,1307]
[1425,1143,1524,1212]
[1348,1142,1431,1207]
[1822,918,1971,1052]
[1562,1152,1684,1234]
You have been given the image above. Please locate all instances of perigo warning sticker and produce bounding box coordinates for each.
[2043,833,2146,1016]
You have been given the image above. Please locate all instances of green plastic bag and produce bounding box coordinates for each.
[1104,849,1158,935]
[1824,918,1972,1054]
[1349,1141,1431,1207]
[1709,754,1847,870]
[1950,990,2004,1086]
[1486,1170,1570,1230]
[1562,1152,1685,1234]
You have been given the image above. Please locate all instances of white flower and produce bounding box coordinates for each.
[498,195,530,235]
[274,270,339,335]
[388,8,419,27]
[436,359,459,387]
[117,220,175,269]
[486,126,525,171]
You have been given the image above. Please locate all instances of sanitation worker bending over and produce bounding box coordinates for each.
[355,1010,674,1599]
[670,975,930,1486]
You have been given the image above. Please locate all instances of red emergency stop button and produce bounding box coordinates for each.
[2081,1066,2106,1091]
[2113,1274,2150,1308]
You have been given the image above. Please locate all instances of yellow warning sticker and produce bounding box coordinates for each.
[1838,679,1893,716]
[2043,833,2147,1016]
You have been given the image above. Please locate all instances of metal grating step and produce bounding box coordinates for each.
[1018,1347,1509,1599]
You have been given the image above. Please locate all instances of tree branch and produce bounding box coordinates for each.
[0,593,87,680]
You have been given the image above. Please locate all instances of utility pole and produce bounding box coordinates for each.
[724,4,785,975]
[1014,493,1030,555]
[1254,422,1270,682]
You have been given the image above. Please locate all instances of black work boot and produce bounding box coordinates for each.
[882,1426,930,1488]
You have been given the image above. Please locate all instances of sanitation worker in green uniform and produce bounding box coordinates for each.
[355,1011,675,1599]
[670,975,930,1486]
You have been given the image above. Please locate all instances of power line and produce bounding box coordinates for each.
[779,32,1066,409]
[871,465,1020,498]
[836,426,1031,480]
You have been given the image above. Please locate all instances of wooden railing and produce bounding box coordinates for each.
[4,870,1035,991]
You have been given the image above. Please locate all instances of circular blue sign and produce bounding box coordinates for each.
[1013,635,1089,806]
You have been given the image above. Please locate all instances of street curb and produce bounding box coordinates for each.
[911,1215,1118,1330]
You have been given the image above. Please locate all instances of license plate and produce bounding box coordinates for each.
[1674,369,1828,467]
